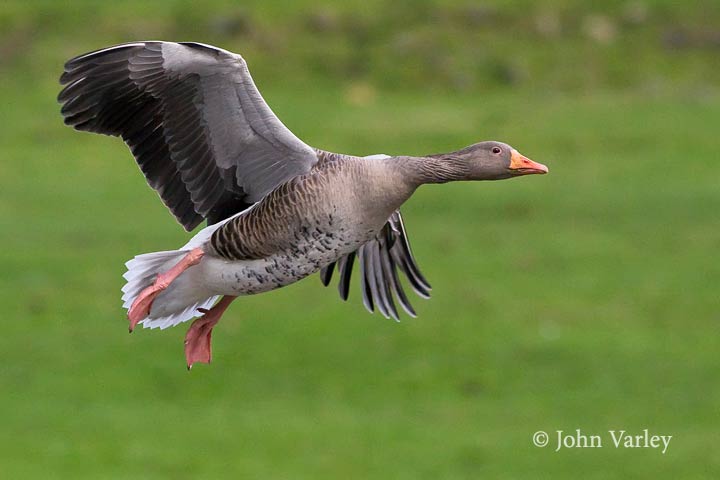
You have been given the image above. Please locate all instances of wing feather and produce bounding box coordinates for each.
[59,41,318,230]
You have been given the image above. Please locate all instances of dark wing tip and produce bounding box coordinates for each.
[337,252,355,301]
[319,262,335,287]
[57,41,205,232]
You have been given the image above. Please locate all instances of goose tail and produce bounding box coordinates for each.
[121,249,219,330]
[120,209,250,329]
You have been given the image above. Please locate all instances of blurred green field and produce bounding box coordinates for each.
[1,1,719,478]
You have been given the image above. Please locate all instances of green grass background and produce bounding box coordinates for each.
[1,1,719,478]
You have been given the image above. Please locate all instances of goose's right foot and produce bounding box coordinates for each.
[184,295,237,369]
[128,247,205,332]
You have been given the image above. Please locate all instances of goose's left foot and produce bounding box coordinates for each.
[184,295,237,369]
[128,247,205,332]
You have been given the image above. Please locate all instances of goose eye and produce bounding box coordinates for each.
[492,147,502,155]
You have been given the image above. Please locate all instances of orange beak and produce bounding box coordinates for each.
[509,150,548,175]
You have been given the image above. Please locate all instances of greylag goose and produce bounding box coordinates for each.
[58,41,548,368]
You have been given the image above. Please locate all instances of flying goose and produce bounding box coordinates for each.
[58,41,548,368]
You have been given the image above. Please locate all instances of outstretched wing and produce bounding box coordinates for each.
[319,211,432,320]
[59,41,318,230]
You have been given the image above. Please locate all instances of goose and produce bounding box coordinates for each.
[58,41,548,368]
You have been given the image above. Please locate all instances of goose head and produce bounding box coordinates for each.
[454,141,548,181]
[415,141,547,185]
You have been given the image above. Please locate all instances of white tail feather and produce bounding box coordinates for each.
[120,249,219,329]
[141,295,219,330]
[120,208,252,330]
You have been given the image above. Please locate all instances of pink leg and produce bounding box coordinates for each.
[184,295,237,369]
[128,247,205,332]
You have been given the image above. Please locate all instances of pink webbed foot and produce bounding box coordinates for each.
[128,247,205,332]
[184,296,237,369]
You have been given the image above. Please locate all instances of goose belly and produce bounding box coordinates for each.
[198,227,373,296]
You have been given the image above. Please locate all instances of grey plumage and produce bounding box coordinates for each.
[60,41,549,370]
